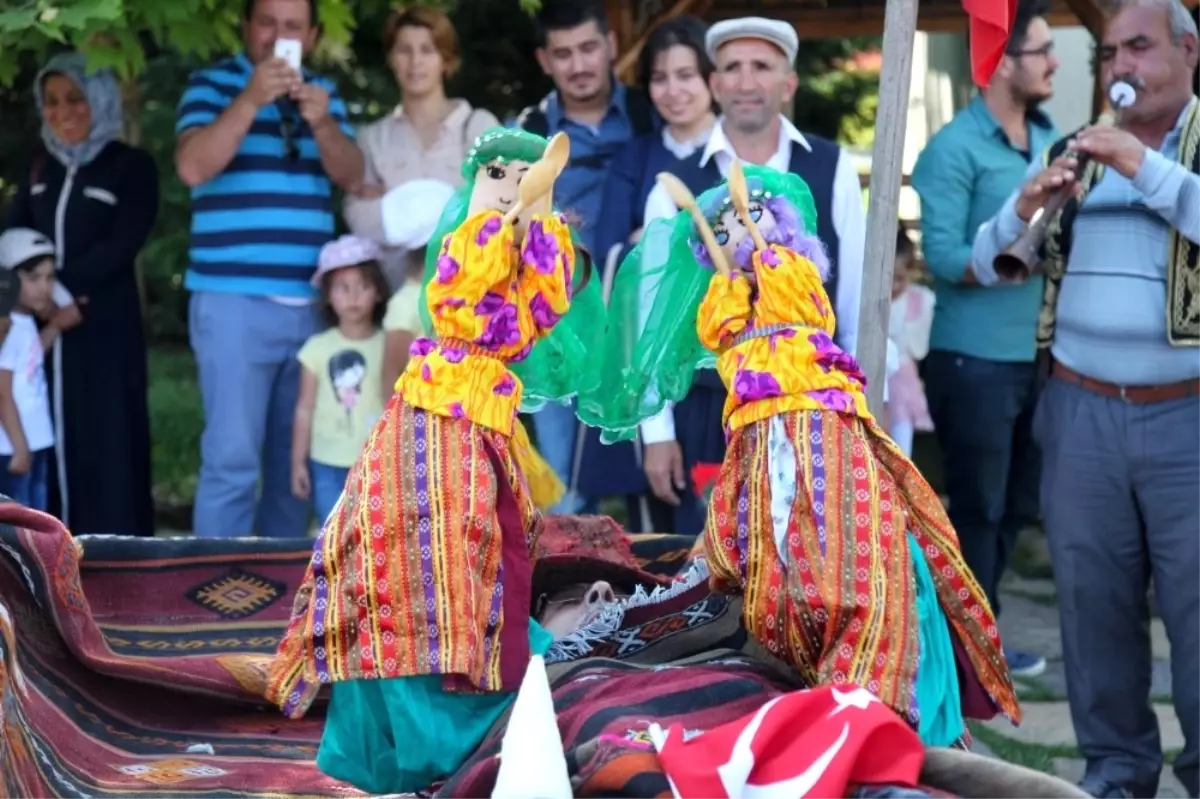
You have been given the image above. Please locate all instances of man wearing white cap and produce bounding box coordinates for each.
[635,17,868,532]
[650,16,866,358]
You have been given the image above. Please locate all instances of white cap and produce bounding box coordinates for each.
[0,228,55,271]
[705,17,799,65]
[491,655,572,799]
[381,179,456,250]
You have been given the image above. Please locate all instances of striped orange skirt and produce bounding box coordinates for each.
[267,394,541,718]
[703,408,1020,726]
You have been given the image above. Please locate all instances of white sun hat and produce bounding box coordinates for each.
[380,178,457,250]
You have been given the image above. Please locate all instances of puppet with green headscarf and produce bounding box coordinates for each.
[581,163,1022,749]
[267,126,602,794]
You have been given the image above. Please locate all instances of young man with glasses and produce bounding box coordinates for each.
[174,0,363,539]
[910,0,1059,678]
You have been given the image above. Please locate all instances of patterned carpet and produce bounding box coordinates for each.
[0,502,706,797]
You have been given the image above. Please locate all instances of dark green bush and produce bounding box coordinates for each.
[148,347,202,510]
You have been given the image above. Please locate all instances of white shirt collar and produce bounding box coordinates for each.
[699,115,811,173]
[661,125,714,160]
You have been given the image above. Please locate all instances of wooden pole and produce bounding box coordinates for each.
[857,0,919,419]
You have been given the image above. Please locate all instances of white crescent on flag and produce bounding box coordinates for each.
[650,684,926,799]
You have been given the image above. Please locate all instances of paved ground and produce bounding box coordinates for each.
[978,529,1190,798]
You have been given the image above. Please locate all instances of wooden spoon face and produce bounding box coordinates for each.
[543,132,571,172]
[517,157,558,210]
[726,159,766,249]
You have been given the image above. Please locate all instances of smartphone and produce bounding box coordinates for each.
[274,38,302,72]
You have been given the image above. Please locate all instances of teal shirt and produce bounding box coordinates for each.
[911,97,1058,362]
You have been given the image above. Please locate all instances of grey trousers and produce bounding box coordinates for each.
[1034,377,1199,797]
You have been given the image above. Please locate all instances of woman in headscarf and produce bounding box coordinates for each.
[5,51,159,535]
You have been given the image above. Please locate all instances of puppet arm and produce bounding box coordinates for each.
[517,213,575,338]
[425,209,516,322]
[696,272,753,354]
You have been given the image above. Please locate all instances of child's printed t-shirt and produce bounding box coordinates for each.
[298,328,385,468]
[384,280,424,336]
[0,313,53,456]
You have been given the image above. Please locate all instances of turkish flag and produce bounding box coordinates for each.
[650,685,926,799]
[963,0,1018,87]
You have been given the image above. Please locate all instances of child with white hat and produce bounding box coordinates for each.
[0,228,60,510]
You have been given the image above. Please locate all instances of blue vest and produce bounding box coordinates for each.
[670,134,843,329]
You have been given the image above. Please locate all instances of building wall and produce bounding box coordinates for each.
[897,25,1096,226]
[1042,26,1096,132]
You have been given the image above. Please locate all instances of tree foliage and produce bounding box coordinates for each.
[0,0,542,84]
[0,0,878,349]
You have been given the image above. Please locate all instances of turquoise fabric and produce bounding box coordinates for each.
[909,532,966,747]
[316,619,554,794]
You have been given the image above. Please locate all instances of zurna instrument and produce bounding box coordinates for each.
[992,79,1139,281]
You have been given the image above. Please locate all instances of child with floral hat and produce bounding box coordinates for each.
[580,164,1020,749]
[290,234,390,523]
[266,126,603,794]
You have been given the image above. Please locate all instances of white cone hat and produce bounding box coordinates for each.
[491,655,572,799]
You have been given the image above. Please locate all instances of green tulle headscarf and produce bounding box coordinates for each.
[418,126,605,410]
[576,165,822,442]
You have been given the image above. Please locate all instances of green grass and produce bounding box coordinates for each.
[1012,675,1059,702]
[969,722,1080,774]
[148,347,202,511]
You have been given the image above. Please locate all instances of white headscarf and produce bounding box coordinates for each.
[34,51,123,167]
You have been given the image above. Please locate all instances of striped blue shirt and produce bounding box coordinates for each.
[176,53,355,298]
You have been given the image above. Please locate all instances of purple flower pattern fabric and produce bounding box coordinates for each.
[733,369,784,403]
[396,209,577,435]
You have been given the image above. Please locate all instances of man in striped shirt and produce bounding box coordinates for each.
[972,1,1198,795]
[175,0,363,539]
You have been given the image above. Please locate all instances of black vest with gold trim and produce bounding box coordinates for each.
[1038,101,1200,349]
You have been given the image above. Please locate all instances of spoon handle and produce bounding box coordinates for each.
[728,159,768,251]
[654,172,732,276]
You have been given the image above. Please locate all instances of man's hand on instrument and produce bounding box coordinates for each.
[1072,125,1147,179]
[1015,154,1079,222]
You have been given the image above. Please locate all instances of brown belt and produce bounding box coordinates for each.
[1052,361,1200,404]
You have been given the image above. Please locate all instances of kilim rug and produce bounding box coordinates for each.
[0,502,708,797]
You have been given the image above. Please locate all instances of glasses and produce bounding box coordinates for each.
[1007,42,1055,59]
[279,110,300,162]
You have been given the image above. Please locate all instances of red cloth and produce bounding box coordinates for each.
[653,685,925,799]
[963,0,1018,87]
[691,463,721,499]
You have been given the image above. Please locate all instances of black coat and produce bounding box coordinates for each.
[7,140,159,535]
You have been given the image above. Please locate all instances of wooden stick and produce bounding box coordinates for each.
[503,133,570,227]
[727,159,768,251]
[656,172,732,276]
[856,0,919,419]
